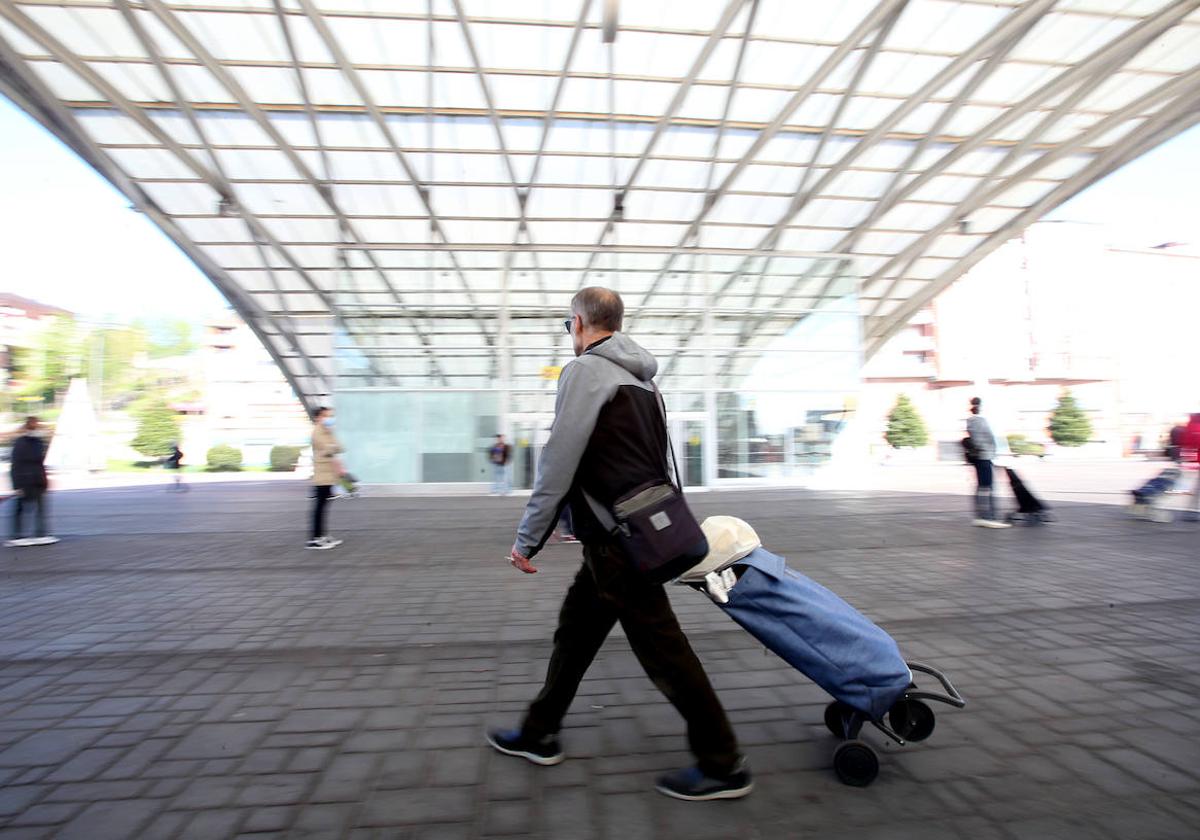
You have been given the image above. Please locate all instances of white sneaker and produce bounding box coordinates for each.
[305,539,334,550]
[4,537,37,547]
[30,536,60,546]
[318,536,343,548]
[974,519,1012,529]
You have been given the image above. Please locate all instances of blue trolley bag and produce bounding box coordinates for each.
[720,548,912,721]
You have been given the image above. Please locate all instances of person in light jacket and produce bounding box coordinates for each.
[308,407,344,550]
[967,397,1010,529]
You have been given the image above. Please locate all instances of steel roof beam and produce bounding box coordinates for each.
[112,0,331,391]
[717,0,906,373]
[862,60,1200,320]
[294,0,495,345]
[865,86,1200,357]
[14,0,1172,28]
[0,32,327,409]
[0,0,368,393]
[136,0,442,384]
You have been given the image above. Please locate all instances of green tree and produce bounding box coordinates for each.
[138,318,196,359]
[81,325,149,406]
[11,315,82,403]
[885,394,930,448]
[1048,389,1092,447]
[130,394,181,458]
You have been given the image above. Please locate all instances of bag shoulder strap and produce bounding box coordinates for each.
[580,372,678,534]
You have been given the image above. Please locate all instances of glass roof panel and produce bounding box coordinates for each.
[5,0,1196,404]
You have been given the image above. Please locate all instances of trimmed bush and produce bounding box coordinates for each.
[269,445,303,472]
[1048,390,1093,447]
[206,444,243,472]
[131,395,181,458]
[884,394,929,448]
[1007,434,1046,458]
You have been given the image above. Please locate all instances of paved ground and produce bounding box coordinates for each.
[0,480,1197,839]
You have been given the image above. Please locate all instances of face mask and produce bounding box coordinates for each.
[322,417,335,427]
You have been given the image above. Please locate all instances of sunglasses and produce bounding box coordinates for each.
[563,317,574,334]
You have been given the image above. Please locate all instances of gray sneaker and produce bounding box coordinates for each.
[656,760,753,801]
[486,728,564,766]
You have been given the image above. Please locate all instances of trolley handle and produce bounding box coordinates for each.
[906,661,966,709]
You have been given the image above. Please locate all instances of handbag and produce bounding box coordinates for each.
[961,436,978,464]
[583,385,709,584]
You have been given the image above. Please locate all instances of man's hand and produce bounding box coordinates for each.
[509,545,537,574]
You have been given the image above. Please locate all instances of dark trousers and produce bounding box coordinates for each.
[522,541,740,777]
[311,485,332,540]
[12,489,47,539]
[973,459,997,520]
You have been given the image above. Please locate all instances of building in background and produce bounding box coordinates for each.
[862,221,1200,458]
[0,292,71,398]
[183,316,310,467]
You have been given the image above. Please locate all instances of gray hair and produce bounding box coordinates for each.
[571,286,624,332]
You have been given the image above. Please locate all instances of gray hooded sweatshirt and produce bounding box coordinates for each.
[515,332,671,558]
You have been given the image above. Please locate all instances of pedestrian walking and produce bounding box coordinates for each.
[965,397,1011,529]
[6,416,58,547]
[307,407,344,550]
[487,287,751,801]
[489,434,512,495]
[1181,412,1200,521]
[165,442,187,492]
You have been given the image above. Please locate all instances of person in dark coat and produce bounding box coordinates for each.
[6,417,58,547]
[164,442,187,492]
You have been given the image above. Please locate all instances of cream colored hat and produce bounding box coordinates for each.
[677,516,762,583]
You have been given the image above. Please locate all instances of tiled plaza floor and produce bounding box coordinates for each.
[0,481,1196,839]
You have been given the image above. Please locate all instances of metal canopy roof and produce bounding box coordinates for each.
[2,0,1198,411]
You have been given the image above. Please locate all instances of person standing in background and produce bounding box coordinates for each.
[307,407,344,550]
[489,434,512,495]
[6,417,58,547]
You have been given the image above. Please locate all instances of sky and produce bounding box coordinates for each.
[1,95,1198,324]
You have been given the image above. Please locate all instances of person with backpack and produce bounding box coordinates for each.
[487,287,750,801]
[965,397,1011,529]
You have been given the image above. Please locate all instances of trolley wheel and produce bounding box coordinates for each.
[833,740,879,787]
[824,701,854,738]
[888,698,936,742]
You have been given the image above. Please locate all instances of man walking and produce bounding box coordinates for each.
[487,287,751,801]
[6,417,58,547]
[967,397,1010,528]
[489,434,511,495]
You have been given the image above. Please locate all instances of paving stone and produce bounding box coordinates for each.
[234,773,315,807]
[54,799,162,840]
[0,788,47,817]
[0,730,100,767]
[4,802,84,827]
[41,748,125,783]
[0,484,1198,838]
[357,787,475,827]
[166,723,271,760]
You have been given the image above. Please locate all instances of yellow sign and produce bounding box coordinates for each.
[541,366,562,380]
